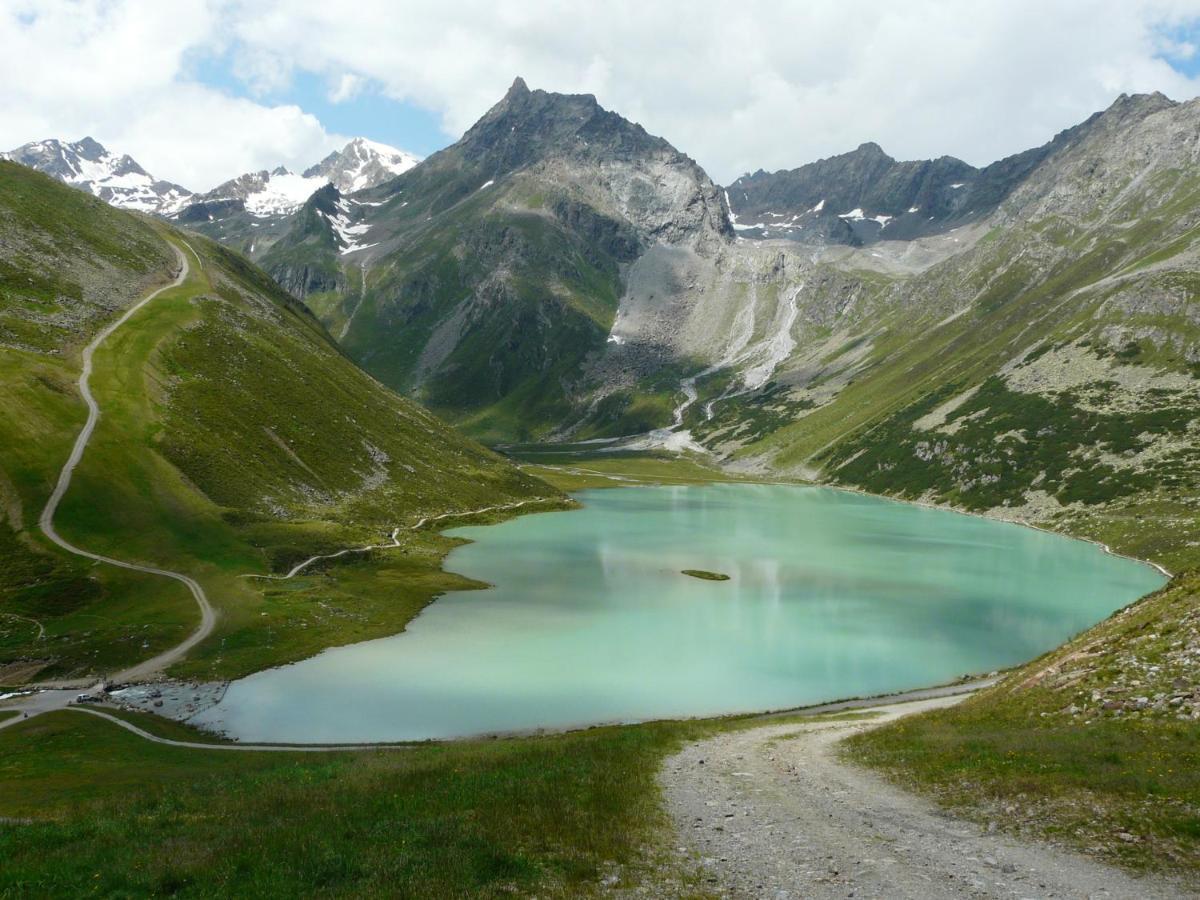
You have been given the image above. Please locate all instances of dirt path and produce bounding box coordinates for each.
[662,695,1192,899]
[242,496,552,581]
[37,245,216,684]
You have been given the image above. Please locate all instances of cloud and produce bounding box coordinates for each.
[4,0,1200,189]
[328,73,365,104]
[224,0,1200,182]
[0,0,345,191]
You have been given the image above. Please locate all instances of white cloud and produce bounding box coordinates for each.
[226,0,1200,182]
[328,73,365,104]
[0,0,345,191]
[3,0,1200,190]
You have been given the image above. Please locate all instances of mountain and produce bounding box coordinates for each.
[723,113,1099,246]
[260,77,732,441]
[683,92,1200,564]
[303,137,420,193]
[172,137,422,261]
[185,165,328,218]
[0,159,552,682]
[192,85,1200,571]
[1,137,192,214]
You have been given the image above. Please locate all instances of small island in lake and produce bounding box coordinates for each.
[682,569,731,581]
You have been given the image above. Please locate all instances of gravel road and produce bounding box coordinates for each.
[661,695,1193,899]
[36,245,216,683]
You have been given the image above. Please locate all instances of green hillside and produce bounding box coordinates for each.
[0,161,557,683]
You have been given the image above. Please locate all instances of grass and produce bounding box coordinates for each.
[0,684,944,897]
[681,569,730,581]
[0,168,557,683]
[0,709,715,898]
[0,683,983,896]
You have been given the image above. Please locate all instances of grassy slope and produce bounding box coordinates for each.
[0,162,196,681]
[0,163,558,682]
[261,146,631,444]
[0,710,710,898]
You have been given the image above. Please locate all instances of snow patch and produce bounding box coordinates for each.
[321,207,377,255]
[244,171,328,217]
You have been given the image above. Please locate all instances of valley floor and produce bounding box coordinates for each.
[5,452,1198,895]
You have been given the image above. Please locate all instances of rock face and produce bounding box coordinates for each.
[259,185,349,299]
[724,110,1099,246]
[260,77,735,441]
[1,137,193,214]
[303,137,420,194]
[454,77,732,249]
[727,142,975,244]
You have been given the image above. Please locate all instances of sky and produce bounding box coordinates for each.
[3,1,1200,193]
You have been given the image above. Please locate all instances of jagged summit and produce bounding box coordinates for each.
[181,137,421,221]
[1,136,192,214]
[303,137,420,194]
[1106,90,1175,112]
[725,91,1185,247]
[725,141,976,243]
[457,77,665,174]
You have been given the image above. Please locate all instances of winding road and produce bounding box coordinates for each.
[37,245,217,683]
[15,243,549,710]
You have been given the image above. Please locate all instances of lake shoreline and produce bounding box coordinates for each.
[181,482,1159,744]
[524,452,1174,579]
[92,670,1002,748]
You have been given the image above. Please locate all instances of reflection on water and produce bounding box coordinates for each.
[194,484,1165,742]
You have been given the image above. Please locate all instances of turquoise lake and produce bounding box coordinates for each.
[193,484,1166,743]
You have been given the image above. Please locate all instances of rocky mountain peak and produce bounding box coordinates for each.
[459,78,662,175]
[1106,91,1175,115]
[303,137,420,193]
[2,136,192,214]
[74,136,107,159]
[852,141,892,161]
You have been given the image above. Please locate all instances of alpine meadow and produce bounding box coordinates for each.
[4,4,1200,898]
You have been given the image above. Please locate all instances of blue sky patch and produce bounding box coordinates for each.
[186,51,451,160]
[1158,20,1200,78]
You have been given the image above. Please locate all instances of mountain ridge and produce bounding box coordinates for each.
[256,76,734,441]
[1,137,192,215]
[2,135,422,229]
